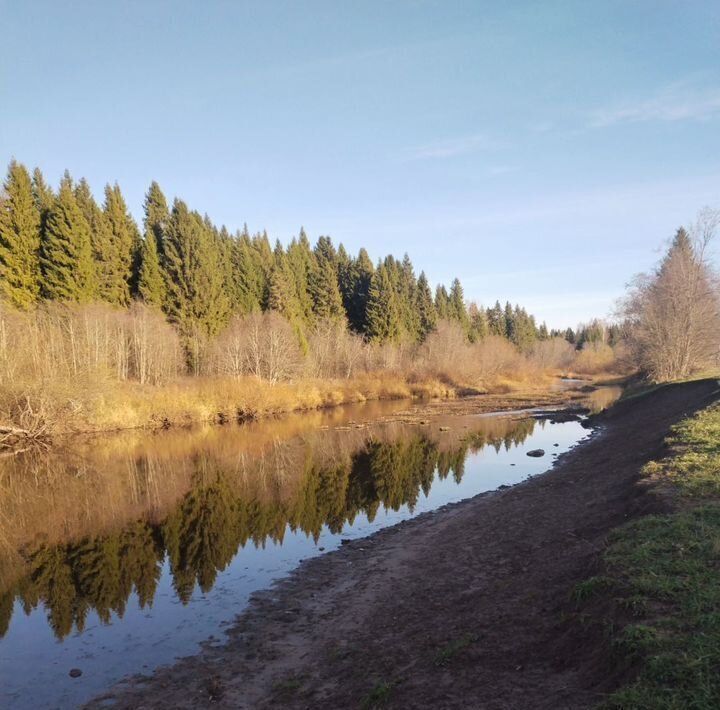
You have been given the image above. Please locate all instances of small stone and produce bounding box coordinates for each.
[526,449,545,458]
[439,426,451,432]
[69,668,82,678]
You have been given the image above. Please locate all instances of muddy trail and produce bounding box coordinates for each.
[91,379,720,710]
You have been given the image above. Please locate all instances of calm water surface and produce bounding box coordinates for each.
[0,394,613,709]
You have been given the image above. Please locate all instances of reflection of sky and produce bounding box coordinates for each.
[0,419,589,709]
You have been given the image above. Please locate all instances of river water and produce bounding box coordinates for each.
[0,391,619,709]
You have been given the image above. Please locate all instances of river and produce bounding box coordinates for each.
[0,388,621,708]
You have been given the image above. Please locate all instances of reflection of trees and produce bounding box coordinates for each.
[1,417,539,639]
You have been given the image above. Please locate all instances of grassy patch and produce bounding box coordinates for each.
[642,402,720,498]
[434,632,479,666]
[581,402,720,708]
[361,680,396,709]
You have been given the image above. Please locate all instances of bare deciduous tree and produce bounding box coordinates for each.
[620,209,720,382]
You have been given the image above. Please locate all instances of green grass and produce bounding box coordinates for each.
[643,403,720,498]
[361,680,396,709]
[434,633,478,666]
[582,402,720,709]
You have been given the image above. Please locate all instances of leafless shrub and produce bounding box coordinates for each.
[306,319,367,379]
[530,337,576,370]
[0,301,183,386]
[208,312,303,383]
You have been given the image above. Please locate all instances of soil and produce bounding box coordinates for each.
[89,378,720,710]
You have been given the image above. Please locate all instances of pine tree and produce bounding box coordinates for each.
[416,271,437,338]
[40,172,97,302]
[0,161,42,308]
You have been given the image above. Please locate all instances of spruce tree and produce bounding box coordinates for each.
[487,300,506,336]
[416,271,437,338]
[144,182,169,253]
[40,173,97,302]
[230,227,264,313]
[137,182,169,307]
[365,264,401,341]
[468,302,489,342]
[102,184,139,305]
[163,199,229,337]
[267,240,302,322]
[310,237,344,321]
[286,229,315,324]
[137,229,165,306]
[434,284,450,320]
[448,278,469,331]
[399,254,421,339]
[347,248,374,333]
[0,161,42,308]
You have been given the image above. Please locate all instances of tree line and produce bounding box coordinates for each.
[0,160,553,365]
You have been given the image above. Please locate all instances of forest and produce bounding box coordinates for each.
[0,160,621,434]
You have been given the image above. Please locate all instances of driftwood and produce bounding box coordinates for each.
[0,424,50,451]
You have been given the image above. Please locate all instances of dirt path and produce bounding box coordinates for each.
[90,379,719,710]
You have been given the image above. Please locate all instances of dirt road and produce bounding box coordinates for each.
[91,379,720,710]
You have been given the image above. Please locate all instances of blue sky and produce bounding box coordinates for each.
[2,1,719,328]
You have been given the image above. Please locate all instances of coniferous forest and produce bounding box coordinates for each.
[0,160,622,433]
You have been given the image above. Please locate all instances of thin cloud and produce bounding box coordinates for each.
[406,134,502,160]
[589,84,720,128]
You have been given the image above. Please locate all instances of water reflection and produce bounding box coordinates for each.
[0,414,538,641]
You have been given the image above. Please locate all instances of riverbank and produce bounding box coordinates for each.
[575,390,720,707]
[0,370,607,441]
[89,380,719,709]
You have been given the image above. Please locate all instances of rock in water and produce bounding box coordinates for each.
[69,668,82,678]
[526,449,545,457]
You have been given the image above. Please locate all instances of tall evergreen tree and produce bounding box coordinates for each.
[267,240,303,322]
[487,300,506,336]
[416,271,437,338]
[434,284,450,320]
[448,278,470,331]
[137,182,169,307]
[310,236,344,321]
[137,229,165,306]
[286,229,315,324]
[365,264,401,341]
[0,161,42,308]
[345,247,374,333]
[229,226,265,313]
[468,302,489,342]
[163,199,229,338]
[103,184,139,305]
[40,173,97,302]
